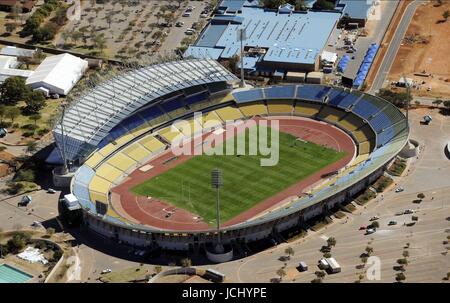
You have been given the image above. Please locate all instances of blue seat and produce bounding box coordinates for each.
[264,85,296,100]
[296,85,331,102]
[351,98,380,120]
[233,89,264,103]
[138,106,164,121]
[369,113,391,133]
[376,127,394,147]
[120,115,146,131]
[184,92,209,106]
[327,89,361,109]
[159,97,185,113]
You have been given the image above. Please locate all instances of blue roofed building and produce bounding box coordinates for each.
[184,0,341,75]
[336,0,375,27]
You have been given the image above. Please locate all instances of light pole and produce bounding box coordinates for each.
[211,168,223,251]
[237,28,246,88]
[60,103,69,175]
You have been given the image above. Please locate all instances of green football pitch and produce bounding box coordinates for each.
[131,127,346,225]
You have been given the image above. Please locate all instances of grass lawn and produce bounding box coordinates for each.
[131,126,346,225]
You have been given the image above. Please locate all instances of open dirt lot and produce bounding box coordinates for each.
[388,1,450,98]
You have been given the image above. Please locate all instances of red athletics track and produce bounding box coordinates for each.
[110,117,356,231]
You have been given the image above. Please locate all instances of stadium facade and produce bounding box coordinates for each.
[55,59,409,252]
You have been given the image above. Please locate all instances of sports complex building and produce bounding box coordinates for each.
[53,59,409,255]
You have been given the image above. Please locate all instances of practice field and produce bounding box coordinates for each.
[131,126,346,225]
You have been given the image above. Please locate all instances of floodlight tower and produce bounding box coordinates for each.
[211,168,223,251]
[60,103,69,175]
[237,28,246,88]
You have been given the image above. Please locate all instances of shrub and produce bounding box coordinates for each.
[22,131,35,137]
[14,169,36,182]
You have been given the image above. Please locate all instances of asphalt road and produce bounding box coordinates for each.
[369,0,423,94]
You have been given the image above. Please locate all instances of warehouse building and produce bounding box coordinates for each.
[185,0,340,75]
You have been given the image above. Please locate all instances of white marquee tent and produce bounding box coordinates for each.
[26,53,88,96]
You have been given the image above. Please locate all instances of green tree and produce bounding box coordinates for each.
[154,265,163,274]
[313,0,335,10]
[284,246,295,260]
[402,250,409,258]
[5,23,17,35]
[25,141,38,155]
[0,105,6,123]
[417,193,425,199]
[5,106,20,124]
[396,272,406,282]
[365,246,374,256]
[0,77,31,105]
[24,91,46,114]
[371,221,380,229]
[315,270,326,279]
[443,10,450,21]
[29,113,42,126]
[432,99,443,107]
[180,258,192,267]
[276,268,286,281]
[327,237,336,247]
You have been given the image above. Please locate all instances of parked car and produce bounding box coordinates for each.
[298,261,308,272]
[101,269,112,274]
[395,187,404,193]
[200,13,208,18]
[359,226,366,230]
[47,188,56,194]
[388,220,397,226]
[18,195,32,207]
[182,11,191,17]
[369,216,379,221]
[404,209,414,214]
[184,29,195,35]
[175,21,184,27]
[365,228,376,235]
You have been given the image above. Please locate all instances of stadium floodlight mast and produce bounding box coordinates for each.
[211,168,223,251]
[60,103,69,175]
[237,28,246,88]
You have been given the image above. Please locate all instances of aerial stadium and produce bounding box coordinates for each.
[53,59,409,258]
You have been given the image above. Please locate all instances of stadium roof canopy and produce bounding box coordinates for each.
[26,53,88,96]
[185,5,340,67]
[53,59,237,160]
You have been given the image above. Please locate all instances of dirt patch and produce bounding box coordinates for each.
[388,1,450,98]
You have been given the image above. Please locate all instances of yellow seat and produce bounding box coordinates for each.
[215,106,244,121]
[107,152,137,171]
[158,126,184,143]
[175,119,203,137]
[98,143,117,157]
[113,133,135,146]
[201,111,223,129]
[124,144,150,162]
[238,103,268,117]
[359,141,371,155]
[338,114,364,131]
[129,123,152,138]
[216,93,235,104]
[266,101,293,115]
[352,130,368,143]
[96,163,123,182]
[294,103,321,117]
[318,107,346,123]
[89,176,111,203]
[84,152,104,168]
[139,136,166,152]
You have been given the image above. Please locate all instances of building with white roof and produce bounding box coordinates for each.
[0,46,36,58]
[26,53,88,96]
